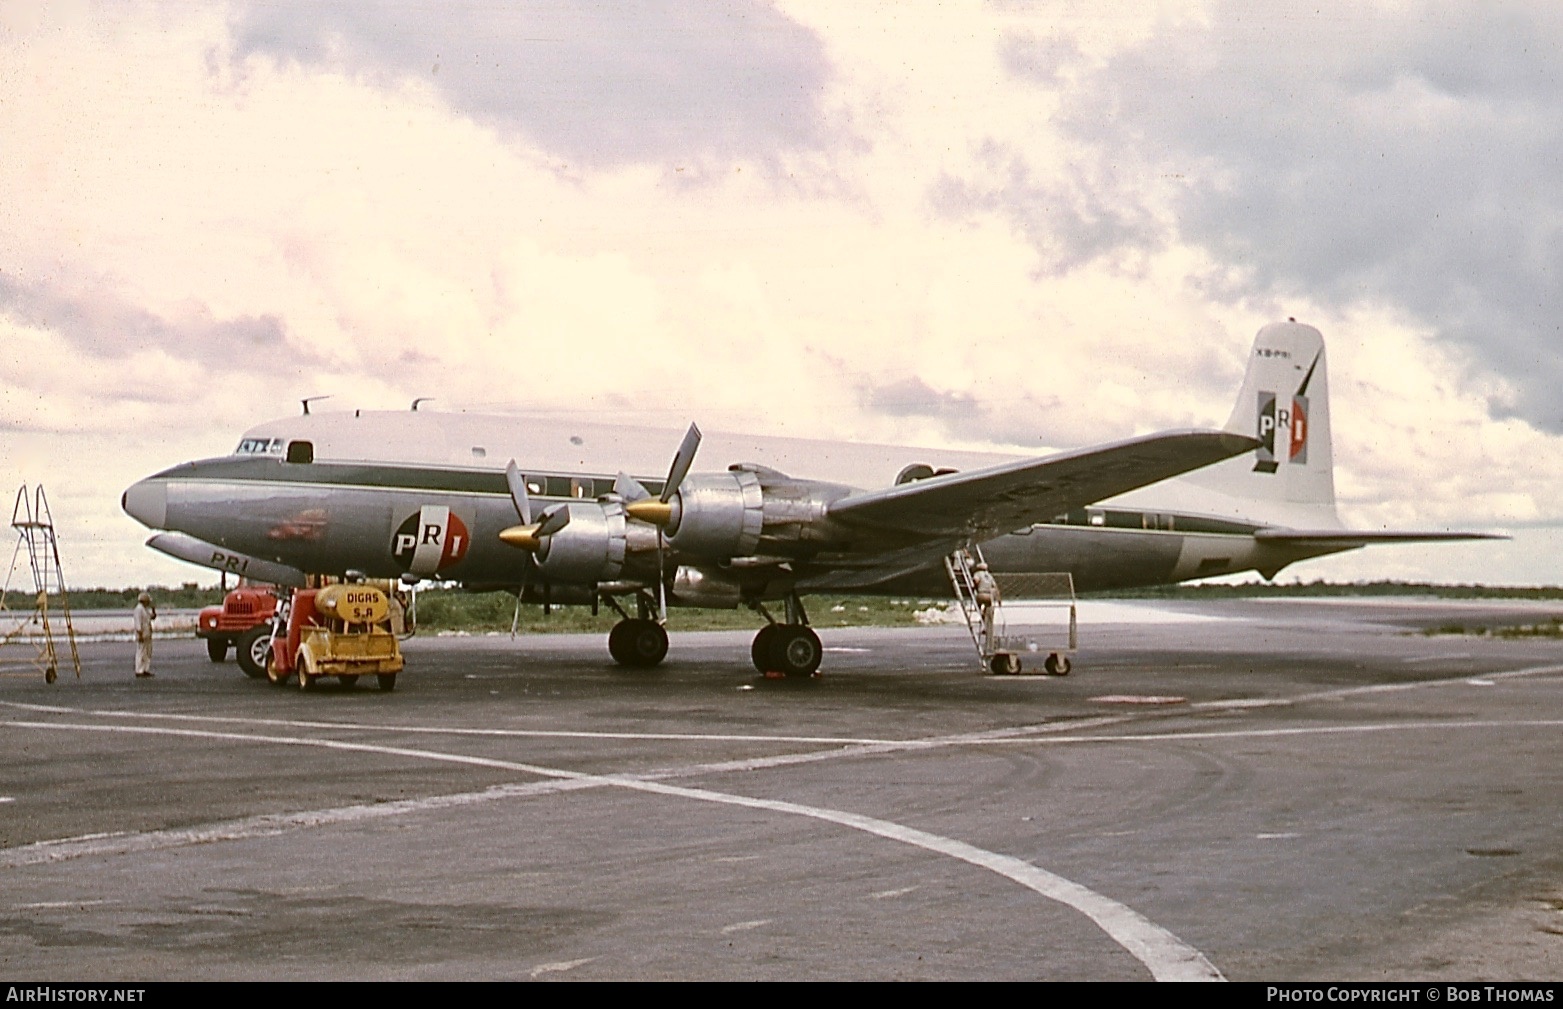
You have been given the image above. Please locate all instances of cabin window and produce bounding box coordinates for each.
[525,478,544,496]
[1088,510,1105,526]
[471,446,487,459]
[234,437,284,456]
[286,440,314,464]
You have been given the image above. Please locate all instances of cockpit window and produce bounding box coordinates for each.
[234,437,285,456]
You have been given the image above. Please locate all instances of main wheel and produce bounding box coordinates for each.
[236,624,273,679]
[607,620,632,664]
[206,637,228,663]
[773,626,822,679]
[622,619,668,668]
[750,624,783,673]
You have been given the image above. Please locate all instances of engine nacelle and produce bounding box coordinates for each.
[535,500,626,584]
[666,470,764,559]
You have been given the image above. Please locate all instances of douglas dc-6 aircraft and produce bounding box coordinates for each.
[123,321,1492,678]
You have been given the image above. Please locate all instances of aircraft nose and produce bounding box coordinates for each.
[122,478,167,530]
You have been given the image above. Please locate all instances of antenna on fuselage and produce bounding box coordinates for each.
[300,396,331,416]
[410,398,434,411]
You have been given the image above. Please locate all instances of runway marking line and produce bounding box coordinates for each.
[529,957,596,979]
[0,712,1218,982]
[720,919,772,934]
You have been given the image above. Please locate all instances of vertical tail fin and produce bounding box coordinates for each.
[1184,320,1342,528]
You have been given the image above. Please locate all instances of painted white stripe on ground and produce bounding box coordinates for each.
[720,919,772,934]
[1,717,1220,982]
[1188,662,1563,712]
[0,700,885,746]
[529,957,596,978]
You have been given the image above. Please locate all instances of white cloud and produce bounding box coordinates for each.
[1,1,1553,589]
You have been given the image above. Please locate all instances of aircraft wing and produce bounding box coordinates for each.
[1253,529,1507,545]
[826,429,1259,540]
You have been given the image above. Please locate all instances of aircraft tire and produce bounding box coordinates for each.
[774,626,822,679]
[626,619,668,668]
[607,620,631,664]
[206,637,228,663]
[236,624,272,679]
[750,624,783,673]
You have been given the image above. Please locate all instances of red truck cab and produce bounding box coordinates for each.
[197,582,278,678]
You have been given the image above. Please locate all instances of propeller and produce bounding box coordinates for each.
[498,460,572,551]
[624,423,701,527]
[499,425,702,622]
[619,423,702,621]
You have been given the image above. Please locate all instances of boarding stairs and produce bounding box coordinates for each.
[944,546,1076,676]
[0,485,80,683]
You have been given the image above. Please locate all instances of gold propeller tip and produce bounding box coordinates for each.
[624,499,674,525]
[498,524,542,550]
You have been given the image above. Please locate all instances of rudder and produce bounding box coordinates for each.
[1185,320,1341,526]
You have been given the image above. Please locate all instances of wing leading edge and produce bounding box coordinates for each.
[826,429,1260,540]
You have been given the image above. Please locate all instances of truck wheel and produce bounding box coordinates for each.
[339,675,359,688]
[206,637,228,663]
[236,624,272,679]
[377,673,397,693]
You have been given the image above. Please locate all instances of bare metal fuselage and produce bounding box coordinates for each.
[125,449,1343,600]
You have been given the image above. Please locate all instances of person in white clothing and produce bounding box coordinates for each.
[133,591,156,679]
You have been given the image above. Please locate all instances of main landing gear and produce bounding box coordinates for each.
[605,594,669,669]
[750,595,821,680]
[599,591,823,680]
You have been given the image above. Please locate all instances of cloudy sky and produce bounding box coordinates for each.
[2,0,1560,590]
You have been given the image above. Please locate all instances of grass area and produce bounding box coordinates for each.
[12,578,1563,635]
[1091,579,1563,601]
[1420,618,1563,638]
[2,583,223,611]
[413,591,947,634]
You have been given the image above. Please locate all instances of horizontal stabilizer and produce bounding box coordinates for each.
[1253,528,1507,546]
[829,429,1259,540]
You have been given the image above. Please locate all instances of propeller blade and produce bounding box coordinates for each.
[505,460,532,524]
[660,423,702,503]
[614,471,652,503]
[536,504,571,538]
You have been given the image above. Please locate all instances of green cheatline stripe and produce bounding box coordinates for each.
[149,457,649,497]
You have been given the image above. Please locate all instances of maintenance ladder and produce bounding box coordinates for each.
[945,546,1076,675]
[0,485,80,683]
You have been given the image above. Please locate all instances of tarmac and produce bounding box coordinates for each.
[1,597,1561,981]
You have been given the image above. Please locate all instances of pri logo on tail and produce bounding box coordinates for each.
[1254,391,1309,473]
[1253,349,1321,474]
